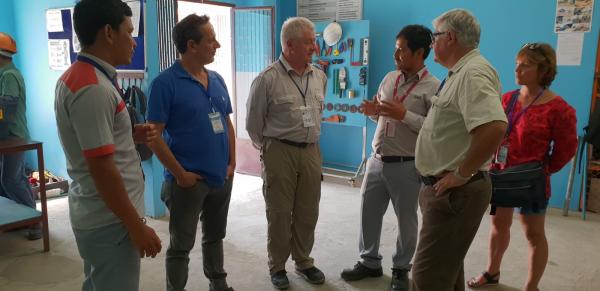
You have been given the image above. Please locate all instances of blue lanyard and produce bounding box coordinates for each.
[505,89,544,137]
[436,78,446,96]
[76,55,124,98]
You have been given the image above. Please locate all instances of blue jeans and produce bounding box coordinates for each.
[73,223,140,291]
[0,152,35,208]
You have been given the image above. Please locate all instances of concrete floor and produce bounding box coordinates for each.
[1,174,599,291]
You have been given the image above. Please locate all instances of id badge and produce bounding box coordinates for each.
[301,106,315,127]
[384,120,396,138]
[208,112,225,134]
[496,144,508,165]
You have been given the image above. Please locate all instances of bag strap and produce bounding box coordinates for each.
[505,90,520,116]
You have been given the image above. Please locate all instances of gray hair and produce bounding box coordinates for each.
[280,17,315,52]
[433,9,480,49]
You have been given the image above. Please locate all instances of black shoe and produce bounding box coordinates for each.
[341,262,383,281]
[391,268,409,291]
[295,266,325,284]
[209,278,234,291]
[26,224,42,241]
[270,270,289,290]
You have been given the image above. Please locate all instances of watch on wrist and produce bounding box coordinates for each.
[452,168,473,182]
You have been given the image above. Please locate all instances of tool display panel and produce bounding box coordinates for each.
[314,20,369,127]
[314,20,369,180]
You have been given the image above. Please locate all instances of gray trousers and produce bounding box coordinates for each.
[73,223,140,291]
[358,157,420,270]
[412,175,491,291]
[161,178,233,291]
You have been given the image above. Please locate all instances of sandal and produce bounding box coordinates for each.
[467,271,499,289]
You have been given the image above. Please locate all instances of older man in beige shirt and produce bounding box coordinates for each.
[412,9,508,291]
[246,17,327,290]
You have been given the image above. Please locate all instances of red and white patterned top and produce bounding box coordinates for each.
[491,89,578,198]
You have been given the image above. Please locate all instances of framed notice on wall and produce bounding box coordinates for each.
[45,0,146,72]
[297,0,362,22]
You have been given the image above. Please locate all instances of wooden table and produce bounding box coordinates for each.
[0,139,49,252]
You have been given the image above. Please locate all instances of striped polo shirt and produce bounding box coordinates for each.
[54,52,144,230]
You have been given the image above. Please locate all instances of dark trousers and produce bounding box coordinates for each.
[161,178,233,291]
[412,175,491,291]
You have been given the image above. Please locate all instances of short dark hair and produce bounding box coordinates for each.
[73,0,132,47]
[173,14,210,54]
[396,25,433,60]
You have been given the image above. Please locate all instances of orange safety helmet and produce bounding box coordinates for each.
[0,32,17,58]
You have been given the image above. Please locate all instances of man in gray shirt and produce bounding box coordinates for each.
[340,25,439,291]
[246,17,327,290]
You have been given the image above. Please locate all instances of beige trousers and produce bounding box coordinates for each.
[261,138,322,274]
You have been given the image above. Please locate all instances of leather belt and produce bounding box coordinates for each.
[278,139,311,148]
[420,171,487,186]
[374,154,415,163]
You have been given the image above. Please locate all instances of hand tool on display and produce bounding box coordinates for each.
[334,103,342,111]
[360,38,369,66]
[349,38,361,66]
[350,105,358,113]
[341,104,350,112]
[317,59,330,73]
[326,45,333,56]
[321,39,327,56]
[332,69,339,95]
[359,67,367,98]
[347,89,355,99]
[331,59,344,64]
[338,67,347,98]
[322,114,346,123]
[326,103,334,111]
[315,39,321,57]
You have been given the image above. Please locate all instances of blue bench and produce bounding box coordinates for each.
[0,139,50,252]
[0,196,42,227]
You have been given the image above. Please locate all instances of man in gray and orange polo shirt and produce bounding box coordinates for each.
[54,1,161,290]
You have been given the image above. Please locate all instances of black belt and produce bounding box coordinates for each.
[420,171,487,186]
[374,154,415,163]
[278,139,311,148]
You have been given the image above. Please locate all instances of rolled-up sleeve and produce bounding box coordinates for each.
[246,75,269,149]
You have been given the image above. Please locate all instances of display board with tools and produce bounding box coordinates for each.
[314,20,370,179]
[313,20,369,127]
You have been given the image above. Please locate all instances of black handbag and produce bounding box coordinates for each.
[489,161,547,215]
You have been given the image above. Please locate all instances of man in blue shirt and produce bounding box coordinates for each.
[147,14,236,291]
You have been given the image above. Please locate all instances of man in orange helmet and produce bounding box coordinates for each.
[0,32,41,240]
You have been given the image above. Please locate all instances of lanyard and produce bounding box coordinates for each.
[506,89,545,137]
[76,55,124,98]
[279,61,309,102]
[392,70,428,103]
[436,77,446,96]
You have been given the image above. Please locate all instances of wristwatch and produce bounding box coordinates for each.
[452,167,473,182]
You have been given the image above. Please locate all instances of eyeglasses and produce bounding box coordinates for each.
[522,43,541,50]
[521,42,549,62]
[431,31,448,43]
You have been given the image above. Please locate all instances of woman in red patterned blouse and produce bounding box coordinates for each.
[467,43,577,291]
